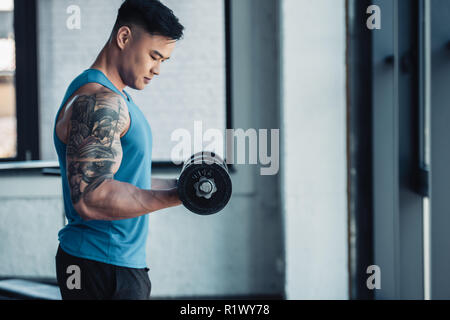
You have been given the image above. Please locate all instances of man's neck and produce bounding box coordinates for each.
[90,45,127,95]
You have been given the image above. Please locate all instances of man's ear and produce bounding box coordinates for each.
[116,26,132,50]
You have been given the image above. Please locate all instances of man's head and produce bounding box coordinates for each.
[110,0,184,90]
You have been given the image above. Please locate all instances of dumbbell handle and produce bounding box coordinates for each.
[199,180,213,193]
[194,177,217,199]
[176,175,216,198]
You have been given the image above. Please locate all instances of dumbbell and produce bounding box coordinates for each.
[177,152,232,215]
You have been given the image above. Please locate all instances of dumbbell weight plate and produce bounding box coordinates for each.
[183,152,226,170]
[178,152,232,215]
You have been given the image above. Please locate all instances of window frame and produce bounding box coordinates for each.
[347,0,426,299]
[153,0,233,169]
[0,0,40,163]
[429,0,450,299]
[372,0,424,300]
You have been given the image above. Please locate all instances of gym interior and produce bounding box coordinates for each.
[0,0,449,300]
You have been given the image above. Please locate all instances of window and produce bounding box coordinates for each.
[347,0,426,299]
[37,0,231,165]
[0,0,231,167]
[0,0,16,159]
[0,0,40,163]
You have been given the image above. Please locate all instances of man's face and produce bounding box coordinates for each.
[117,26,177,90]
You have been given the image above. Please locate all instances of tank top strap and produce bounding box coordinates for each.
[84,69,130,102]
[123,89,133,103]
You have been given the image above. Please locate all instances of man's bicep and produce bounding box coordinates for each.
[66,92,129,205]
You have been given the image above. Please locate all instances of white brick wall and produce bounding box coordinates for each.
[0,175,64,278]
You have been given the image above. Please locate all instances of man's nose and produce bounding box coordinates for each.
[151,62,161,76]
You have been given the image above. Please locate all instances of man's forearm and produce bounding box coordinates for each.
[76,179,181,221]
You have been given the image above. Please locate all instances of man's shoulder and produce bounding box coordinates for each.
[56,84,129,143]
[68,84,130,119]
[75,83,127,104]
[68,85,130,135]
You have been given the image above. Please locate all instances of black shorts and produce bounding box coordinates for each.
[55,245,151,300]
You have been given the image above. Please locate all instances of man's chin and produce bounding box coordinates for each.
[128,83,146,91]
[138,81,149,90]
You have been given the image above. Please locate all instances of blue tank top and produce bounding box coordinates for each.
[53,69,152,268]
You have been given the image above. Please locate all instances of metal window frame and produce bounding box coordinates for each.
[429,0,450,300]
[371,0,424,299]
[347,0,426,299]
[346,0,375,300]
[0,0,40,163]
[152,0,233,170]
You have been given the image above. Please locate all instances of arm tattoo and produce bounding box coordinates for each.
[67,93,128,204]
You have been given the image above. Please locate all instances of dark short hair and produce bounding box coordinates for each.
[113,0,184,41]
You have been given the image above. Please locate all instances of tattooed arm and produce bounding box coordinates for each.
[67,92,181,221]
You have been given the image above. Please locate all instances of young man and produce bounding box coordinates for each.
[53,0,184,300]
